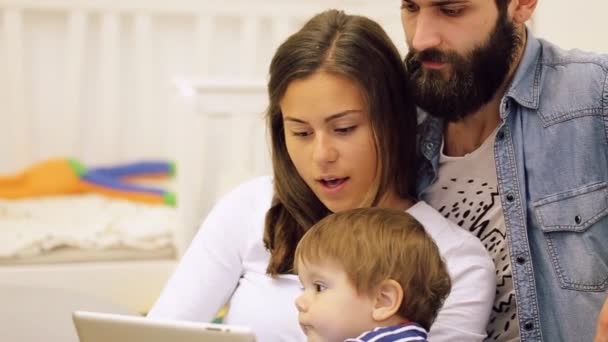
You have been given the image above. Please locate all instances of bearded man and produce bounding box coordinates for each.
[401,0,608,341]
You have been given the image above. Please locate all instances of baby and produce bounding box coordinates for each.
[294,207,451,342]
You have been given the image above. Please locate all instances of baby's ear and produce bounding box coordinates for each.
[372,279,403,322]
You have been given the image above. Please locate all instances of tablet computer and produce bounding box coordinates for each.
[72,311,256,342]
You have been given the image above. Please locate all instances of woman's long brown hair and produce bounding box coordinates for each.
[264,9,418,275]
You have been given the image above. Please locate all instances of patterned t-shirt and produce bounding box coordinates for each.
[421,129,520,341]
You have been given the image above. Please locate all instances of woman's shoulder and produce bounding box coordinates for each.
[414,200,496,340]
[200,175,275,233]
[406,201,493,265]
[227,175,274,196]
[214,175,274,211]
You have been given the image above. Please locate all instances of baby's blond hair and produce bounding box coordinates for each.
[294,207,451,330]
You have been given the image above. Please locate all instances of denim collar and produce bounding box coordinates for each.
[503,28,542,116]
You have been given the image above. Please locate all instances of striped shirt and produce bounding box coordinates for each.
[345,322,428,342]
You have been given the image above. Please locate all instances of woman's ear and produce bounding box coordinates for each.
[509,0,538,24]
[372,279,404,322]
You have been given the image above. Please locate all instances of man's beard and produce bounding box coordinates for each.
[404,12,523,122]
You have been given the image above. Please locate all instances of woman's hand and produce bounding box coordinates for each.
[595,297,608,342]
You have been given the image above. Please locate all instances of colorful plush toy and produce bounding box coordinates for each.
[0,158,176,206]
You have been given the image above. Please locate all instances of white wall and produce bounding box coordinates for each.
[533,0,608,53]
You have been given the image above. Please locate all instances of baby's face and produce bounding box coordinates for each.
[295,259,377,342]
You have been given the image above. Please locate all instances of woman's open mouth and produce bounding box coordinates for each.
[319,177,348,188]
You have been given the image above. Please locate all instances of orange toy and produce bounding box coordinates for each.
[0,158,176,206]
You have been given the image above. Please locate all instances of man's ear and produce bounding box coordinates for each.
[509,0,538,24]
[372,279,404,322]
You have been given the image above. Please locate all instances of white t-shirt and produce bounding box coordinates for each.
[421,130,519,341]
[148,176,495,342]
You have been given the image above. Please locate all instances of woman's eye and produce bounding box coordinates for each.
[335,126,356,134]
[292,131,312,137]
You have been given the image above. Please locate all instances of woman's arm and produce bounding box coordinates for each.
[408,202,496,341]
[595,297,608,342]
[147,177,270,321]
[429,234,496,342]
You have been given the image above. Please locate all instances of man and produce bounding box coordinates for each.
[400,0,608,341]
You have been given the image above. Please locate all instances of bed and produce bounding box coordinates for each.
[0,0,403,314]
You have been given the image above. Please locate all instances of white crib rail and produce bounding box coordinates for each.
[2,9,28,172]
[172,78,269,254]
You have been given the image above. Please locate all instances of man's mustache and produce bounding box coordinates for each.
[404,48,458,74]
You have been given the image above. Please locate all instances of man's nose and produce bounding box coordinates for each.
[410,11,441,52]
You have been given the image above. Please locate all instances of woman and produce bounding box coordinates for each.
[148,9,495,341]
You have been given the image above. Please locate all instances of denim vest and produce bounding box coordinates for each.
[416,32,608,341]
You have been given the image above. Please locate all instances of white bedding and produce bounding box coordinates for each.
[0,194,176,260]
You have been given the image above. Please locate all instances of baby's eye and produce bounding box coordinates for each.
[314,283,327,292]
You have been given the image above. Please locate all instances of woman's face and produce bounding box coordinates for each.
[280,71,378,213]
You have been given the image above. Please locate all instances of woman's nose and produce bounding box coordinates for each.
[312,135,338,165]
